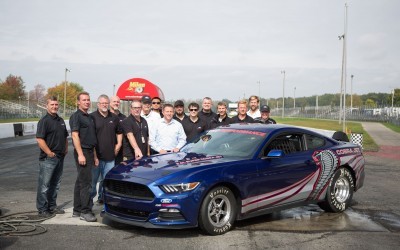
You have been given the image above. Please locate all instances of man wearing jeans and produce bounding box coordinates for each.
[36,96,68,217]
[69,92,98,222]
[90,94,123,205]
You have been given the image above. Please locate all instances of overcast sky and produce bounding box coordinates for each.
[0,0,399,102]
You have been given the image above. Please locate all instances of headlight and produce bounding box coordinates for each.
[160,182,200,193]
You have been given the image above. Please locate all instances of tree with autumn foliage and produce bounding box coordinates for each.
[46,82,84,107]
[0,74,26,100]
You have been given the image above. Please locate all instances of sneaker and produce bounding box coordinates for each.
[38,210,52,218]
[80,212,97,222]
[50,207,65,214]
[72,211,81,218]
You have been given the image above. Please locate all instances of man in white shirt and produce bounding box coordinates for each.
[247,95,261,119]
[150,104,186,154]
[140,95,161,138]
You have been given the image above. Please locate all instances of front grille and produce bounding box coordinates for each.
[104,179,155,200]
[107,204,149,219]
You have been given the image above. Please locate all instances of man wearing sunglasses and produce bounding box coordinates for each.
[182,103,207,142]
[151,96,163,118]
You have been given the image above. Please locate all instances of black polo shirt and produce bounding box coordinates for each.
[198,110,217,129]
[116,112,127,122]
[173,113,188,123]
[254,117,277,124]
[36,113,69,160]
[69,109,97,149]
[182,117,207,142]
[90,110,123,161]
[209,115,233,129]
[122,115,149,159]
[231,114,255,124]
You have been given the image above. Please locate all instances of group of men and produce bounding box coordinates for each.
[35,93,276,222]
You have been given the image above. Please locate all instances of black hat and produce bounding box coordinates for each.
[174,100,184,107]
[260,105,270,112]
[141,95,151,104]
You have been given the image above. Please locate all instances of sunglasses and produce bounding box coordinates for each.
[152,102,161,104]
[189,108,198,111]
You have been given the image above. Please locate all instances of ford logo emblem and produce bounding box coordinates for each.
[161,198,172,203]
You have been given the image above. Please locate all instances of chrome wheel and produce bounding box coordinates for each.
[334,176,350,203]
[207,194,232,227]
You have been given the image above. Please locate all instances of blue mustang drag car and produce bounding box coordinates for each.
[103,124,365,235]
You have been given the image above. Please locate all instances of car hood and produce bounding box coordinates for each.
[106,152,236,182]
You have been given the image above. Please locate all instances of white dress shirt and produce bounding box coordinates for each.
[150,118,187,152]
[141,110,161,139]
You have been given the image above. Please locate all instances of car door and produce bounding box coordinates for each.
[241,133,318,214]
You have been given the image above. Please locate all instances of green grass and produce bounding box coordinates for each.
[381,122,400,133]
[0,118,40,123]
[274,117,379,151]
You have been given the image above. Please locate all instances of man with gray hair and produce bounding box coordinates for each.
[109,96,126,164]
[90,94,123,205]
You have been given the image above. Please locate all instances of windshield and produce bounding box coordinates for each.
[181,128,267,158]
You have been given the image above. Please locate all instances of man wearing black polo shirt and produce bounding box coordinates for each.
[110,96,126,165]
[122,100,149,160]
[69,92,98,222]
[36,96,68,218]
[209,101,233,129]
[198,97,217,128]
[231,99,255,124]
[182,102,207,142]
[173,100,187,123]
[90,94,123,205]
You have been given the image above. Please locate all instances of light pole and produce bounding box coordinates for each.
[113,84,116,96]
[281,70,285,118]
[338,3,348,133]
[257,80,260,98]
[392,89,395,116]
[350,75,354,114]
[294,86,296,109]
[64,68,71,119]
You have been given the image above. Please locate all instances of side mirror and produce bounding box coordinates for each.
[265,149,285,159]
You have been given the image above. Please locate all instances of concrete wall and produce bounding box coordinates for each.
[0,121,71,139]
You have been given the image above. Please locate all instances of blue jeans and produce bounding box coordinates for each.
[36,156,64,213]
[91,160,114,201]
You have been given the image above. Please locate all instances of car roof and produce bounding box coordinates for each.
[217,123,332,139]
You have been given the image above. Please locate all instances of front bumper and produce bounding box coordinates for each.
[103,189,201,229]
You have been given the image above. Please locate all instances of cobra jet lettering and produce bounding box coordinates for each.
[336,148,355,155]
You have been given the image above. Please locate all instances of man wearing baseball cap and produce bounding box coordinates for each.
[254,105,276,124]
[140,95,161,140]
[173,100,187,123]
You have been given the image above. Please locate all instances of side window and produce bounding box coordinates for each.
[304,134,325,150]
[264,134,303,156]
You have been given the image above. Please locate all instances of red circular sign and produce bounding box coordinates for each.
[116,78,165,101]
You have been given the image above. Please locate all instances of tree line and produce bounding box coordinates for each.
[1,74,399,108]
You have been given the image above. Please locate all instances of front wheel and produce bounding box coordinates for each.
[198,186,237,235]
[318,168,354,212]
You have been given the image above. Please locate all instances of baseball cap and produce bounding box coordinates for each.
[260,105,270,112]
[141,95,151,104]
[174,100,184,107]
